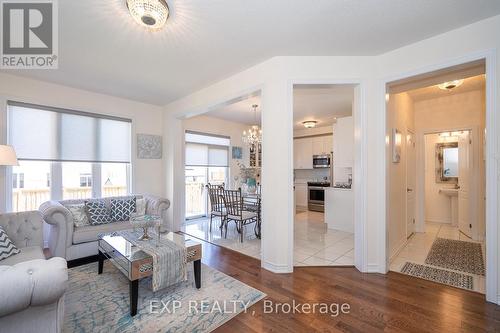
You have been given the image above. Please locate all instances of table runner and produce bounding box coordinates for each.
[116,229,187,292]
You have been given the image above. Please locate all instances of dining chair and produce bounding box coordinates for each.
[222,188,258,242]
[206,183,227,234]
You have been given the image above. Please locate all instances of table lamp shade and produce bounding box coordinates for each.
[0,145,19,166]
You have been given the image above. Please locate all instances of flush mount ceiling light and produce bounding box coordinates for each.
[126,0,169,31]
[302,121,317,128]
[437,79,464,91]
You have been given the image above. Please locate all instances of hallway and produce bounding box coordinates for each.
[390,222,485,293]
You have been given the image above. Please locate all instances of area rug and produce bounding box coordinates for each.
[64,261,266,333]
[425,238,485,276]
[400,262,473,290]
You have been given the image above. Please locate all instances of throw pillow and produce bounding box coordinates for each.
[65,204,90,228]
[0,227,20,261]
[110,198,136,222]
[85,200,113,225]
[136,197,146,216]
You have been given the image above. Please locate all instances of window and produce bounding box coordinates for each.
[11,161,51,212]
[63,162,92,199]
[12,172,24,189]
[7,101,132,212]
[101,163,128,197]
[80,174,92,187]
[184,131,229,219]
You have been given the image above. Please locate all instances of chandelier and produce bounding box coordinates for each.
[126,0,170,31]
[242,104,262,146]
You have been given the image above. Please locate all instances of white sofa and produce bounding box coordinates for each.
[0,211,68,333]
[40,195,170,261]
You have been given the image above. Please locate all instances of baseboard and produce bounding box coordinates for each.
[262,260,293,273]
[425,218,451,224]
[365,263,380,273]
[67,255,99,268]
[389,237,409,263]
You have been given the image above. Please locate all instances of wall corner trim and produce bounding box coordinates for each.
[262,260,293,274]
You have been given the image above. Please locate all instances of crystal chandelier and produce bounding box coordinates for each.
[126,0,170,31]
[242,104,262,145]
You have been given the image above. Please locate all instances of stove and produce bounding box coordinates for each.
[307,182,330,212]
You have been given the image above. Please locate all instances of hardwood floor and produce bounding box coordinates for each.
[197,239,500,332]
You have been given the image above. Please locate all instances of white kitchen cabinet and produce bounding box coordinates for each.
[324,135,333,155]
[312,135,333,155]
[294,183,308,209]
[325,187,354,232]
[293,137,313,169]
[333,117,353,167]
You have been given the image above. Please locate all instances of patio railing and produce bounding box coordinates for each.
[12,186,127,212]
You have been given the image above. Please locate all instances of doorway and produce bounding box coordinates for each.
[292,84,356,266]
[181,92,263,260]
[386,60,487,294]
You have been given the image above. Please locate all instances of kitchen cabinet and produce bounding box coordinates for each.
[325,187,354,232]
[333,117,353,167]
[294,183,308,209]
[294,135,332,169]
[293,137,313,169]
[312,136,333,156]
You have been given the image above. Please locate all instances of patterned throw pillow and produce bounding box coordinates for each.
[135,198,146,216]
[65,204,90,228]
[85,200,113,225]
[110,198,136,222]
[0,227,20,261]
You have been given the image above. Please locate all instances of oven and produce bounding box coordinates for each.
[307,182,330,212]
[313,154,331,168]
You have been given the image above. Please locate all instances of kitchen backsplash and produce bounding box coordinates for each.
[294,168,329,182]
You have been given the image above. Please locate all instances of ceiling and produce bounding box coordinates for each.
[406,75,485,101]
[293,85,353,130]
[3,0,500,105]
[205,95,262,125]
[203,84,353,130]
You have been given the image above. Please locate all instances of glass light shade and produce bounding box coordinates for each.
[126,0,169,31]
[302,121,317,128]
[0,145,19,166]
[438,79,464,90]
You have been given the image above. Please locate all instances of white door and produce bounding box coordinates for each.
[406,130,416,238]
[458,131,472,237]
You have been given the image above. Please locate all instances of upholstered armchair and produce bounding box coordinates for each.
[0,211,68,333]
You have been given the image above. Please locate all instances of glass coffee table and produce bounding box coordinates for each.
[98,231,202,316]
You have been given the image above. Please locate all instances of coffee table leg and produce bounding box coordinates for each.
[194,259,201,289]
[130,279,139,316]
[98,250,105,274]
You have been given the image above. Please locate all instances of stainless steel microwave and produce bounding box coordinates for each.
[313,154,331,168]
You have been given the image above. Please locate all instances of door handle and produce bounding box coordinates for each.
[407,188,413,192]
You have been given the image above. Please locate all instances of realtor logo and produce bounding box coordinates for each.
[1,0,58,69]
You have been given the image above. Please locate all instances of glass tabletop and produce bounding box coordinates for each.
[99,232,194,263]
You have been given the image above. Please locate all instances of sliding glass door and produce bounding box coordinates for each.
[185,132,229,220]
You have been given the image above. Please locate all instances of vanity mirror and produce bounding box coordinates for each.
[435,142,458,183]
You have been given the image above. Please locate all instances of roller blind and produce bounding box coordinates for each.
[8,101,131,163]
[185,132,229,167]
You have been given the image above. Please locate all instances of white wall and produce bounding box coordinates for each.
[386,92,415,260]
[182,114,252,189]
[0,72,165,210]
[160,14,500,303]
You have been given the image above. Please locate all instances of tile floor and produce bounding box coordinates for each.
[182,210,354,266]
[389,222,486,293]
